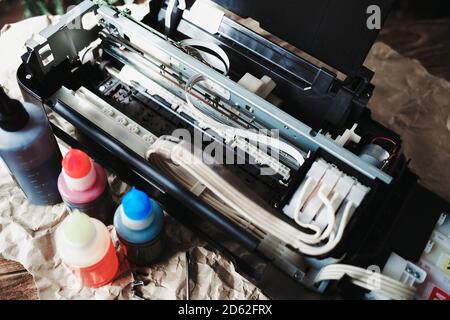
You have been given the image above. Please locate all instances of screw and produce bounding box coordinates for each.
[294,271,304,281]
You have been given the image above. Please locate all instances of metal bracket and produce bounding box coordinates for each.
[23,0,98,76]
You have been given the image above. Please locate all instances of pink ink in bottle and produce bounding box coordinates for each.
[58,149,115,224]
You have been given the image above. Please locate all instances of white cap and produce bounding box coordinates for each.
[55,211,110,268]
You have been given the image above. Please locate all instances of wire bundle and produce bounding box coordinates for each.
[184,74,305,168]
[179,39,231,75]
[314,264,416,300]
[146,137,354,256]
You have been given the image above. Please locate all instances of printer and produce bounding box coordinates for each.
[17,0,450,299]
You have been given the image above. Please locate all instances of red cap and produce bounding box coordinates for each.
[62,149,92,178]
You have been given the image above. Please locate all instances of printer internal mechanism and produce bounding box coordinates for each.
[18,1,449,299]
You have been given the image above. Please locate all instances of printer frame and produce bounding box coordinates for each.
[17,0,449,299]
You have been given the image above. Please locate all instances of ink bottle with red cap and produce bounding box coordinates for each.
[58,149,115,224]
[114,187,165,266]
[55,211,119,288]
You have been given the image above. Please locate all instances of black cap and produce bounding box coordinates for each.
[0,86,29,132]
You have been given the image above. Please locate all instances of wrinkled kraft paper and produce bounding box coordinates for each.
[1,9,449,300]
[0,15,266,300]
[365,44,450,202]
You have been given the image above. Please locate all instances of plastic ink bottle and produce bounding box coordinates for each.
[114,188,165,266]
[0,87,62,205]
[58,149,115,224]
[55,211,119,288]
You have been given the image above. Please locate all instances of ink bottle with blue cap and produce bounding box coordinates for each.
[113,187,165,266]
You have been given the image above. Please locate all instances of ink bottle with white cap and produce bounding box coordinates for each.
[114,187,165,266]
[55,211,119,288]
[58,149,115,224]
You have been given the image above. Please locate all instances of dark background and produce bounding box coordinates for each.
[390,0,450,19]
[1,0,449,25]
[0,0,449,81]
[380,0,450,81]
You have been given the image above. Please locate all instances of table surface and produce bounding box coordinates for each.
[0,16,449,300]
[0,259,37,300]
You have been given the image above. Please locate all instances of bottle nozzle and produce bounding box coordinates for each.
[0,86,11,114]
[122,187,153,220]
[0,86,29,132]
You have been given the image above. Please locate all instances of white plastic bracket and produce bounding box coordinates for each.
[383,252,427,287]
[182,0,225,34]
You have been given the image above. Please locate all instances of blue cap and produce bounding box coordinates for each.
[122,187,153,220]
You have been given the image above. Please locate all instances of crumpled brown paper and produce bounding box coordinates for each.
[365,42,450,202]
[127,222,265,300]
[0,13,267,300]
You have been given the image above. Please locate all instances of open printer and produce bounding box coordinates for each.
[17,0,450,299]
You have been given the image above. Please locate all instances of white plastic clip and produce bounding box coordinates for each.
[425,240,435,254]
[438,213,448,226]
[383,252,427,287]
[190,181,207,197]
[335,124,361,147]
